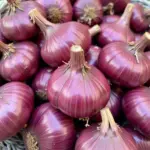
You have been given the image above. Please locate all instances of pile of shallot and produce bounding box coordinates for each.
[0,0,150,149]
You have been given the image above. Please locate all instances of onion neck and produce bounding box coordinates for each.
[88,25,101,37]
[0,41,15,59]
[29,8,55,35]
[69,45,90,73]
[98,108,118,135]
[97,109,109,135]
[133,32,150,53]
[117,3,134,26]
[103,3,114,15]
[105,108,118,133]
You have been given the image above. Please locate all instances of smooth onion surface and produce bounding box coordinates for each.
[85,45,101,67]
[48,45,110,118]
[98,33,150,88]
[131,3,149,33]
[0,41,39,81]
[73,0,103,26]
[32,67,53,101]
[123,87,150,137]
[98,3,135,47]
[24,103,76,150]
[125,126,150,150]
[0,82,34,141]
[1,1,46,41]
[35,0,73,23]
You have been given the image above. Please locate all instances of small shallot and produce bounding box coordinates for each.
[98,3,135,47]
[0,41,39,81]
[47,45,110,118]
[75,108,137,150]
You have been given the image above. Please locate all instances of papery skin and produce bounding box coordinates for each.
[73,0,103,26]
[86,45,101,67]
[125,126,150,150]
[32,67,53,101]
[25,103,76,150]
[123,87,150,137]
[41,22,91,67]
[131,4,149,33]
[98,42,150,88]
[1,1,46,41]
[75,124,137,150]
[35,0,73,23]
[47,64,110,118]
[0,41,39,81]
[0,82,34,141]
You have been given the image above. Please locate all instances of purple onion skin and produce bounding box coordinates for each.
[125,126,150,150]
[98,42,150,88]
[0,41,39,82]
[0,82,34,141]
[35,0,73,23]
[1,1,46,41]
[98,22,135,47]
[41,22,91,67]
[75,124,137,150]
[131,4,149,33]
[47,64,110,118]
[123,87,150,137]
[0,22,6,42]
[32,67,53,101]
[85,45,101,67]
[35,32,44,49]
[102,15,119,23]
[98,4,135,47]
[101,0,130,13]
[26,103,76,150]
[73,0,103,26]
[92,87,123,121]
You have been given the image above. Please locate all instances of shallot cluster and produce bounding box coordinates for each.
[0,0,149,150]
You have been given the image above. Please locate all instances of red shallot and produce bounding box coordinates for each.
[29,9,100,67]
[47,45,110,118]
[131,3,150,33]
[98,32,150,88]
[73,0,103,26]
[0,41,39,81]
[1,0,46,41]
[0,82,34,141]
[123,86,150,137]
[98,3,135,47]
[23,103,76,150]
[32,67,53,101]
[75,108,137,150]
